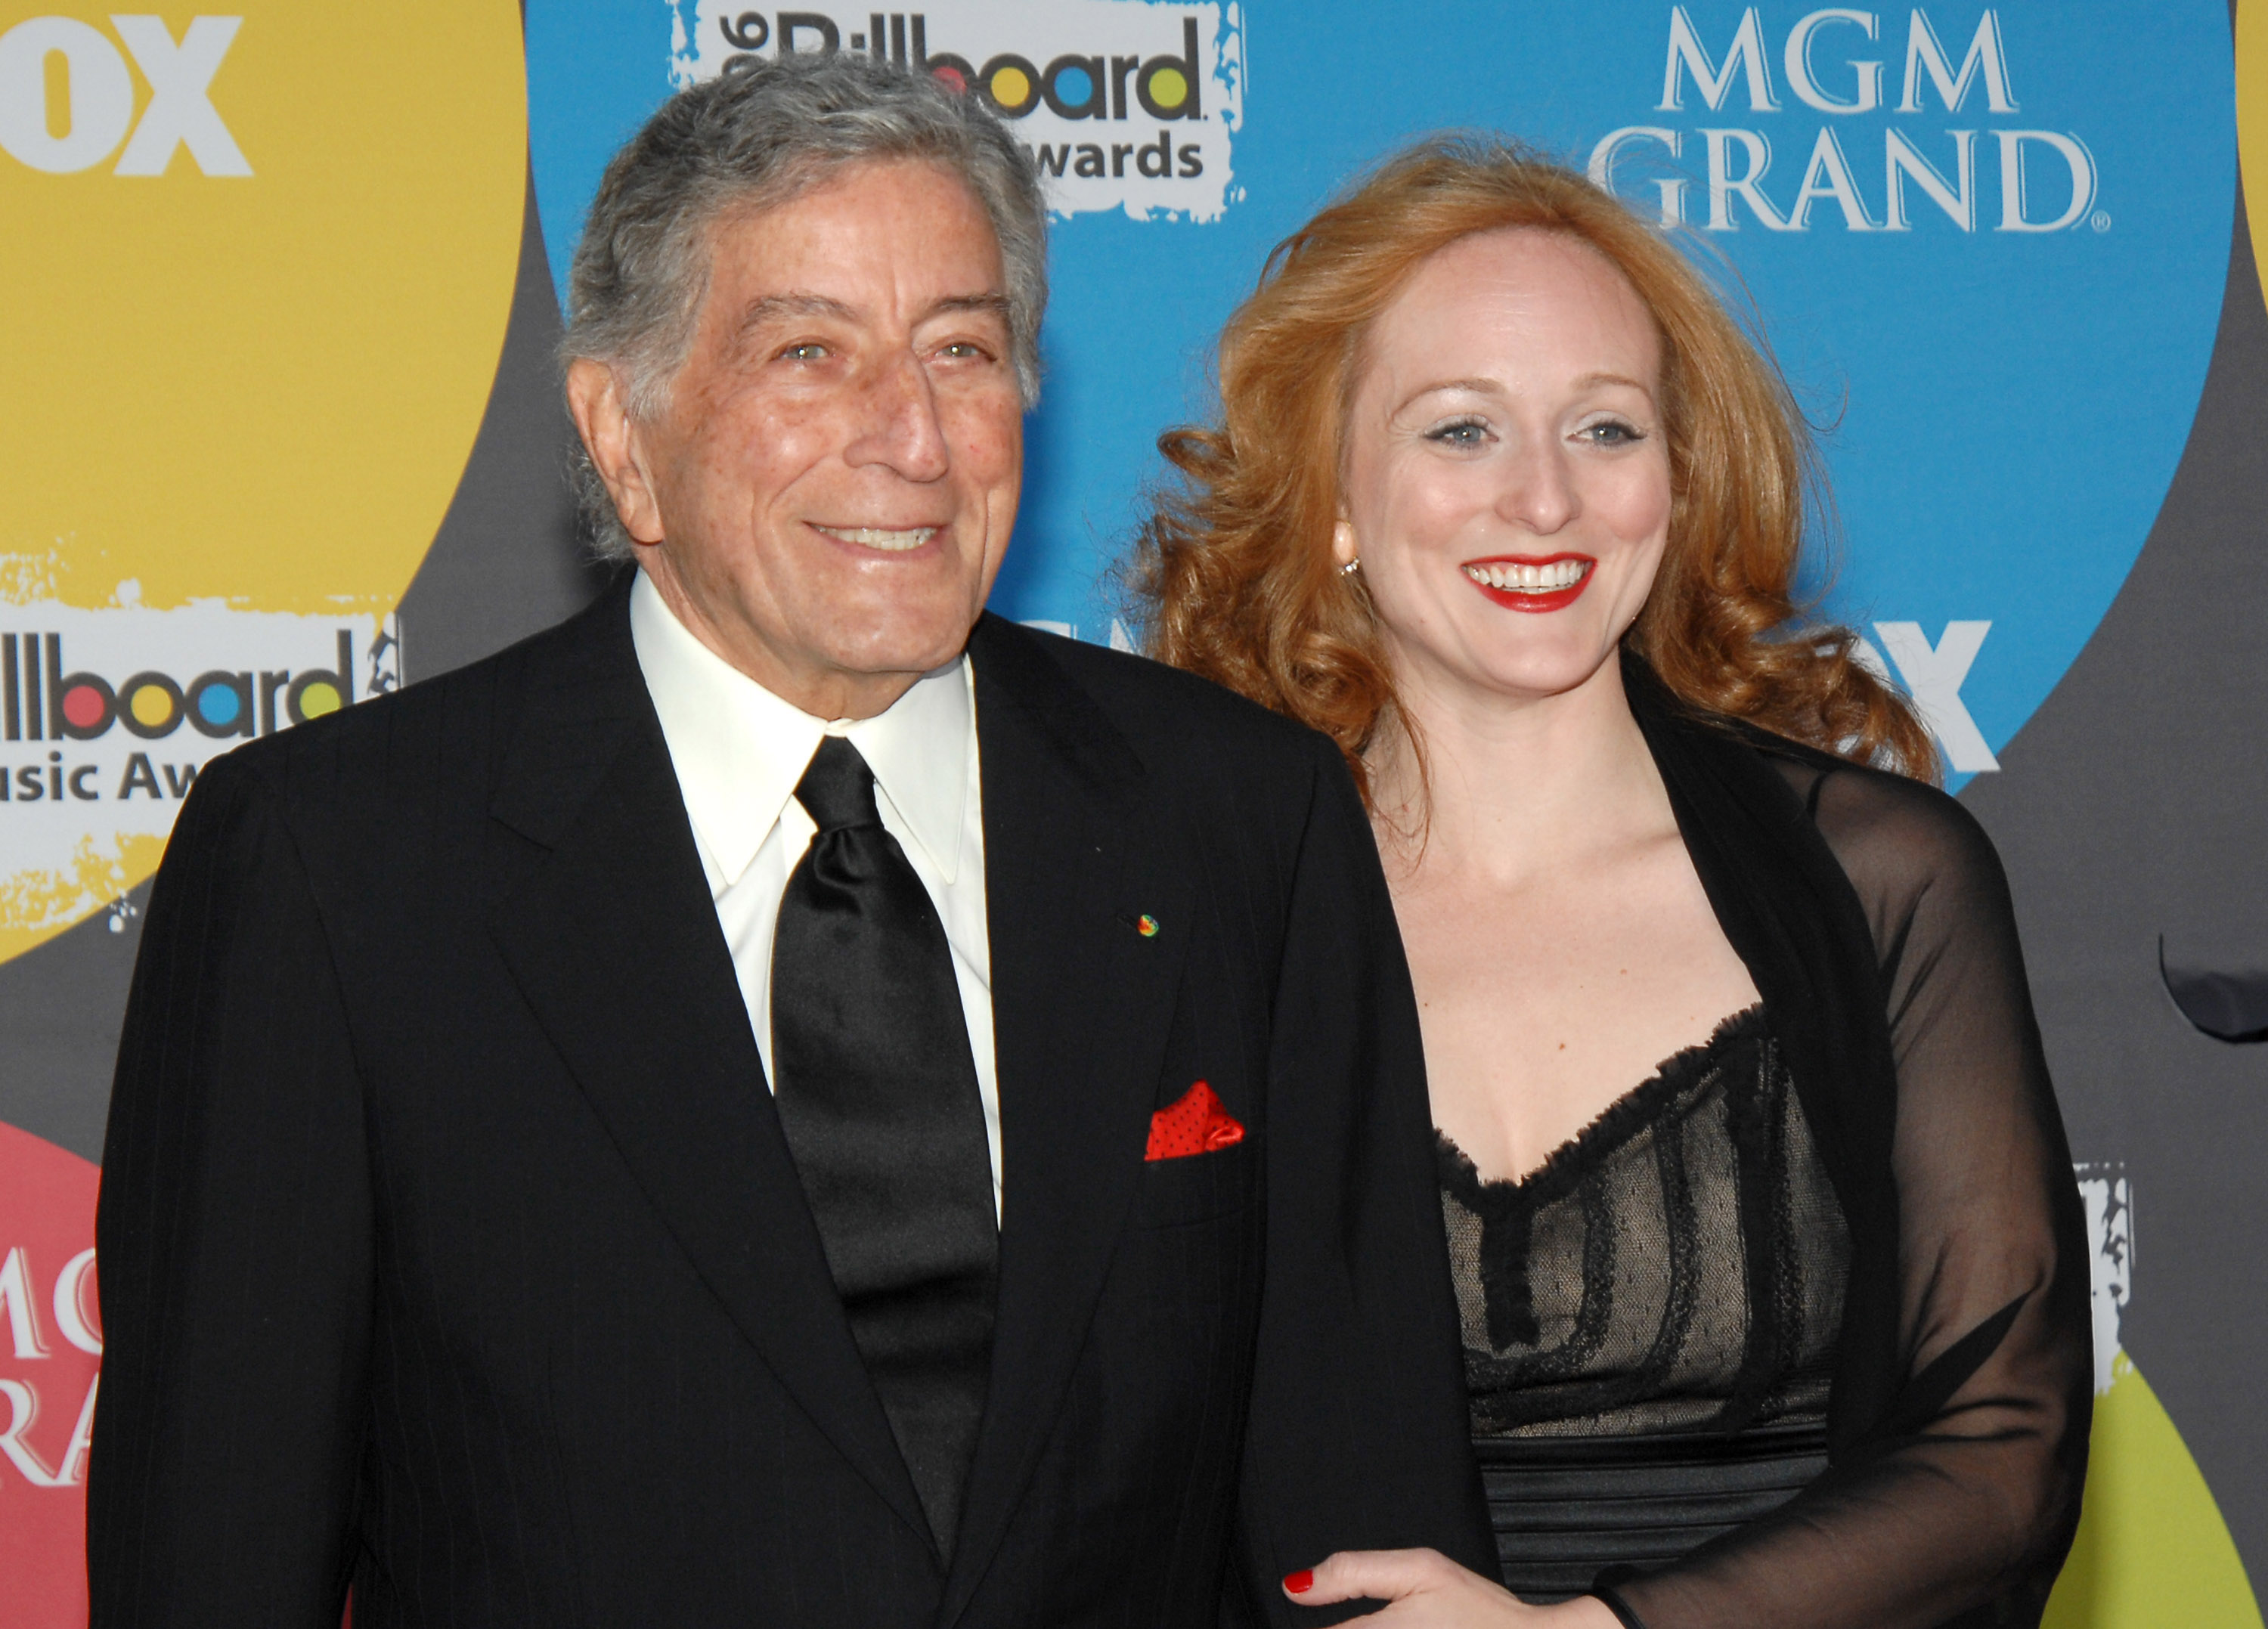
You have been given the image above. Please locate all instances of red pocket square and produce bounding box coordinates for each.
[1145,1080,1245,1160]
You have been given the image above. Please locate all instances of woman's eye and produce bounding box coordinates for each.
[1426,419,1489,448]
[1579,419,1644,446]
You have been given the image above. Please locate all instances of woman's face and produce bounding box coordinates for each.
[1337,228,1672,711]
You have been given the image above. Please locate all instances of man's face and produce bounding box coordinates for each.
[573,158,1024,718]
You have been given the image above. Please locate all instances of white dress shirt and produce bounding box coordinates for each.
[629,570,1001,1215]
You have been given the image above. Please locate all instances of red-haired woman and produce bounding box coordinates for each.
[1140,138,2090,1628]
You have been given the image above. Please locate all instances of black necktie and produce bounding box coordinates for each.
[770,735,997,1558]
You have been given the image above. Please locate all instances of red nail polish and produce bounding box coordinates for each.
[1284,1569,1315,1594]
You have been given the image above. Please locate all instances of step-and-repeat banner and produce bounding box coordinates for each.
[2,3,2263,1621]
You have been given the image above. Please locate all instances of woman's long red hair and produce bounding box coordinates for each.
[1136,136,1936,802]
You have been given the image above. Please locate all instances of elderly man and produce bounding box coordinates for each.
[88,55,1492,1627]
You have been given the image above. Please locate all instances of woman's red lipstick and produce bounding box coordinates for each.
[1461,553,1595,613]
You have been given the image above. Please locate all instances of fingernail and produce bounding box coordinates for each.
[1284,1569,1314,1595]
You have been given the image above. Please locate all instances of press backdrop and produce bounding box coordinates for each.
[0,3,2262,1621]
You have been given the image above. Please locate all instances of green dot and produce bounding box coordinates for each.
[1148,67,1187,109]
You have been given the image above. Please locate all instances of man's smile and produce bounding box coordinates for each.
[809,522,944,552]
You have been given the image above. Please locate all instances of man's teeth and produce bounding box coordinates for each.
[816,525,937,552]
[1464,559,1589,593]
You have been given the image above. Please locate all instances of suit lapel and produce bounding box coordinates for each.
[485,584,934,1551]
[939,618,1194,1624]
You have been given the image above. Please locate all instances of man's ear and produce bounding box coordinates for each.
[565,358,666,545]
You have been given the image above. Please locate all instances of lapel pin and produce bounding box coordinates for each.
[1136,914,1160,938]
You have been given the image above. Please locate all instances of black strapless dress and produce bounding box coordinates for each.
[1437,1005,1852,1603]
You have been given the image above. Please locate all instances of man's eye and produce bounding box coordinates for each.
[779,342,829,363]
[937,341,990,361]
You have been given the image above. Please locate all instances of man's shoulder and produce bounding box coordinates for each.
[978,615,1324,770]
[206,582,634,819]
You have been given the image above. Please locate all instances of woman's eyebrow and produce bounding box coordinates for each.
[1393,370,1656,415]
[1571,370,1653,395]
[1391,376,1500,415]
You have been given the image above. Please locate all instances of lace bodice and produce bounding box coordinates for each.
[1438,1005,1849,1442]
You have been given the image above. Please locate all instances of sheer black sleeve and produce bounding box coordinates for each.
[1609,759,2092,1629]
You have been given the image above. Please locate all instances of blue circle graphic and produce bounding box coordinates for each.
[528,3,2233,785]
[1049,63,1094,109]
[194,683,240,726]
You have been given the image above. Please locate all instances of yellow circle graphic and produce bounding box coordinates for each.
[2239,0,2268,312]
[990,64,1030,107]
[0,4,522,609]
[0,4,525,959]
[2044,1356,2264,1627]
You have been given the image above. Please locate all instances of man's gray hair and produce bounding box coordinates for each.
[562,52,1049,562]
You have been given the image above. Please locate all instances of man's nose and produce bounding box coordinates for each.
[844,350,951,482]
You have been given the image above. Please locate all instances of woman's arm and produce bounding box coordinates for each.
[1598,768,2092,1629]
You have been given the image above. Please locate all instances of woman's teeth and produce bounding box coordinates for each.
[816,525,936,551]
[1464,559,1589,592]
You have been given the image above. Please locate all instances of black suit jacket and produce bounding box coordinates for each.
[88,582,1494,1627]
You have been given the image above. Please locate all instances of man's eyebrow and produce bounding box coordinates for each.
[923,292,1012,324]
[730,291,1010,342]
[734,293,857,337]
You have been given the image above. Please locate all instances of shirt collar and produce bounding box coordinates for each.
[628,568,973,887]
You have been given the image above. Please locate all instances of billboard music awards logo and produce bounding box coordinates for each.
[1588,8,2099,235]
[670,2,1244,219]
[0,596,400,945]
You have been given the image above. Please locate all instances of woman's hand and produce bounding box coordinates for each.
[1281,1550,1624,1627]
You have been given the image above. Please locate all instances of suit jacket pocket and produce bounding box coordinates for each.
[1132,1140,1256,1229]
